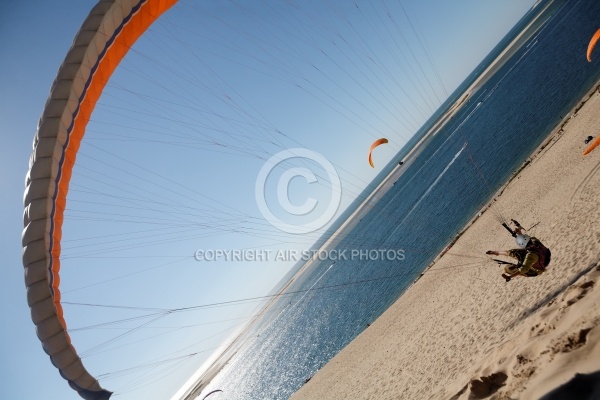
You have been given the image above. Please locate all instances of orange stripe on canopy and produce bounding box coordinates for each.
[50,0,178,332]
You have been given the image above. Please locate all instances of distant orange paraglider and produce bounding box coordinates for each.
[586,28,600,62]
[583,136,600,155]
[368,138,388,168]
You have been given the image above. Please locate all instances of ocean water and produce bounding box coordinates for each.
[204,0,600,398]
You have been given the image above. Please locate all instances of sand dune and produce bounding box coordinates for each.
[291,87,600,400]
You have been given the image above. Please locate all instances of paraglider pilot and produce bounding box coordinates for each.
[486,220,551,282]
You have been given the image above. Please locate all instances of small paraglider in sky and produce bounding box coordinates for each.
[202,389,224,399]
[587,28,600,62]
[368,138,389,168]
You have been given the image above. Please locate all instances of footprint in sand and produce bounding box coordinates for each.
[551,327,593,354]
[466,372,508,399]
[565,280,595,306]
[534,280,596,349]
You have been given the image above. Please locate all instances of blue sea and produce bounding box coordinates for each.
[203,0,600,398]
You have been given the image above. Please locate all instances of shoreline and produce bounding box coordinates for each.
[416,81,600,284]
[178,52,600,400]
[292,83,600,399]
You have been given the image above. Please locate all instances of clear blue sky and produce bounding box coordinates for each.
[0,1,537,399]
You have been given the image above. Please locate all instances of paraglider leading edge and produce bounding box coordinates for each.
[22,1,178,399]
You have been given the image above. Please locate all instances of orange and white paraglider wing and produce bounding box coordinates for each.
[587,28,600,62]
[368,138,388,168]
[22,1,177,399]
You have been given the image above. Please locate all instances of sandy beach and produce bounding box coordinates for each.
[291,86,600,399]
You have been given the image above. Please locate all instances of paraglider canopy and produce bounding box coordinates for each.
[583,135,600,155]
[587,28,600,62]
[202,389,223,399]
[21,0,177,399]
[368,138,389,168]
